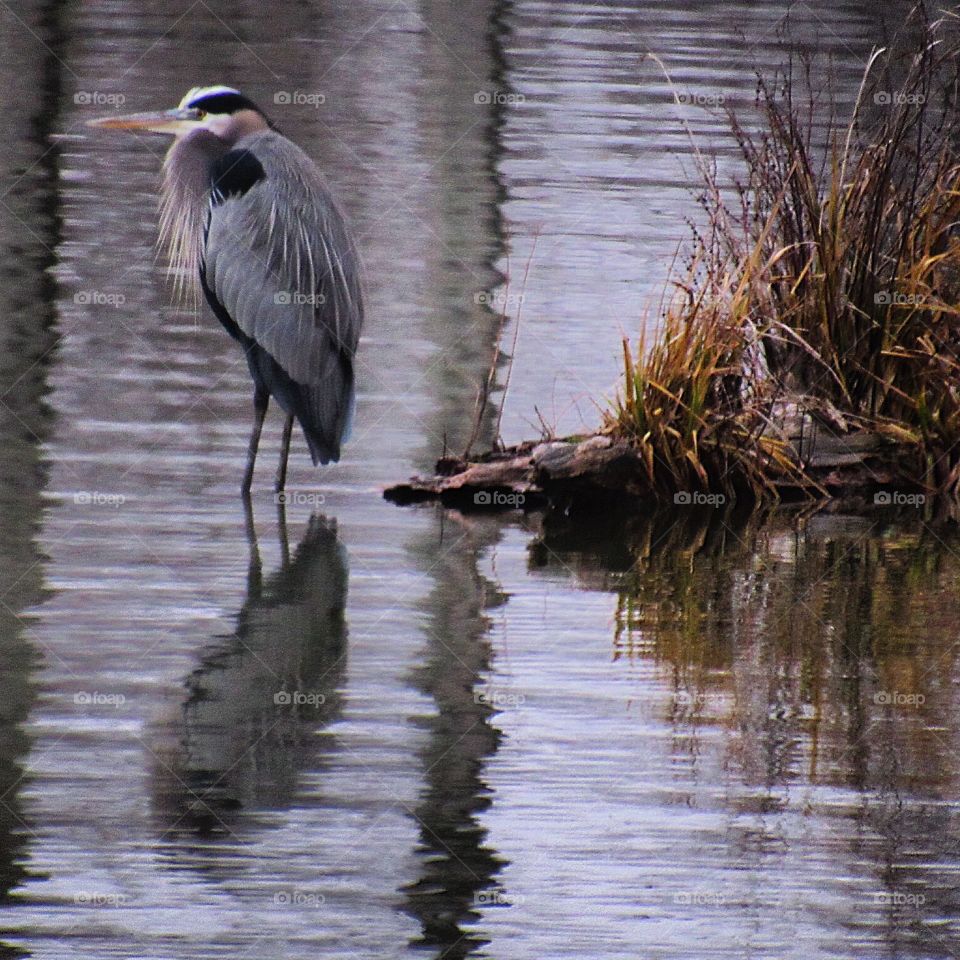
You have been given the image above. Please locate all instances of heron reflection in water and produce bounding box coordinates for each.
[151,509,348,836]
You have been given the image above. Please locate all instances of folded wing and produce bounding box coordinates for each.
[202,132,363,462]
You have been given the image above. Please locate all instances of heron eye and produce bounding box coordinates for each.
[196,110,207,119]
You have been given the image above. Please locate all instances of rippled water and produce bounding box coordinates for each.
[3,1,958,958]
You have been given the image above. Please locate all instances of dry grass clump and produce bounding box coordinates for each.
[608,7,960,503]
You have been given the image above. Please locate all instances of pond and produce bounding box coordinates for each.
[1,0,956,957]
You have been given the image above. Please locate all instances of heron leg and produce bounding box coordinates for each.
[274,413,295,493]
[241,388,269,494]
[276,496,291,567]
[242,493,263,597]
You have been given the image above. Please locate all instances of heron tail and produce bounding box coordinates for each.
[299,350,355,466]
[303,428,339,466]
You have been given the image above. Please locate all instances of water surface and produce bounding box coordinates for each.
[2,1,956,958]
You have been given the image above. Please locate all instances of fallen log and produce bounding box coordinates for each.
[384,415,926,513]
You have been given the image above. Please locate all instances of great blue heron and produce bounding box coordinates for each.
[88,85,363,493]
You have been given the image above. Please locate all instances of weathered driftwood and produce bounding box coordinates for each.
[385,436,645,511]
[384,406,924,512]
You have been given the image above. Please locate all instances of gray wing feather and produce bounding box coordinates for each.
[203,132,363,443]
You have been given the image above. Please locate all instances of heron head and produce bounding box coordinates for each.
[86,85,271,140]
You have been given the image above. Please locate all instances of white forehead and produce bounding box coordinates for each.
[178,85,240,109]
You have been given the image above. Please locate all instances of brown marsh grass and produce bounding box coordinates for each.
[608,8,960,503]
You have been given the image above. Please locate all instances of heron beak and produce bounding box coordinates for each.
[86,107,203,135]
